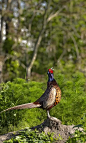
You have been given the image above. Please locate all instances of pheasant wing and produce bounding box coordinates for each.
[35,87,56,109]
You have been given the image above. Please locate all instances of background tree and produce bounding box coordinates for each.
[0,0,86,82]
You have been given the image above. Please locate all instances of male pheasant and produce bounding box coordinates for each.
[0,68,61,118]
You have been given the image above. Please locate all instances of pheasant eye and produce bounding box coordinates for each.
[49,69,53,73]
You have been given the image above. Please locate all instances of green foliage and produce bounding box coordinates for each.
[3,38,15,54]
[1,0,86,81]
[3,128,59,143]
[52,70,86,127]
[66,130,86,143]
[0,71,86,142]
[1,0,86,142]
[0,79,44,134]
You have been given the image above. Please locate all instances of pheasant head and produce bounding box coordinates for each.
[47,68,54,82]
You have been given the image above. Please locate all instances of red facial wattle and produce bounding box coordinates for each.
[49,69,53,74]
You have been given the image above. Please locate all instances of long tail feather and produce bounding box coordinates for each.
[0,103,41,113]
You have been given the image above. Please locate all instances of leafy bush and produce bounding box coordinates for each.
[51,71,86,127]
[0,79,45,134]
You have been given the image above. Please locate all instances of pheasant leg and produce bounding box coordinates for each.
[47,110,51,118]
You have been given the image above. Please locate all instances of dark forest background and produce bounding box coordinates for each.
[0,0,86,82]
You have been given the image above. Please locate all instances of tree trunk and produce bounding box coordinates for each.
[0,16,4,44]
[26,66,31,80]
[0,15,4,83]
[0,56,4,83]
[26,0,51,78]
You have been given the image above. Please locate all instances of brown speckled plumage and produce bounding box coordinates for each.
[34,79,61,110]
[47,79,61,108]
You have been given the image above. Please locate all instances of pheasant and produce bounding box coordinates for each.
[0,68,61,118]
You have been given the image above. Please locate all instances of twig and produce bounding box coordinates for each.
[47,6,66,22]
[70,34,80,60]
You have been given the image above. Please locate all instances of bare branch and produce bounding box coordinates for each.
[57,48,66,64]
[47,6,66,22]
[70,34,80,60]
